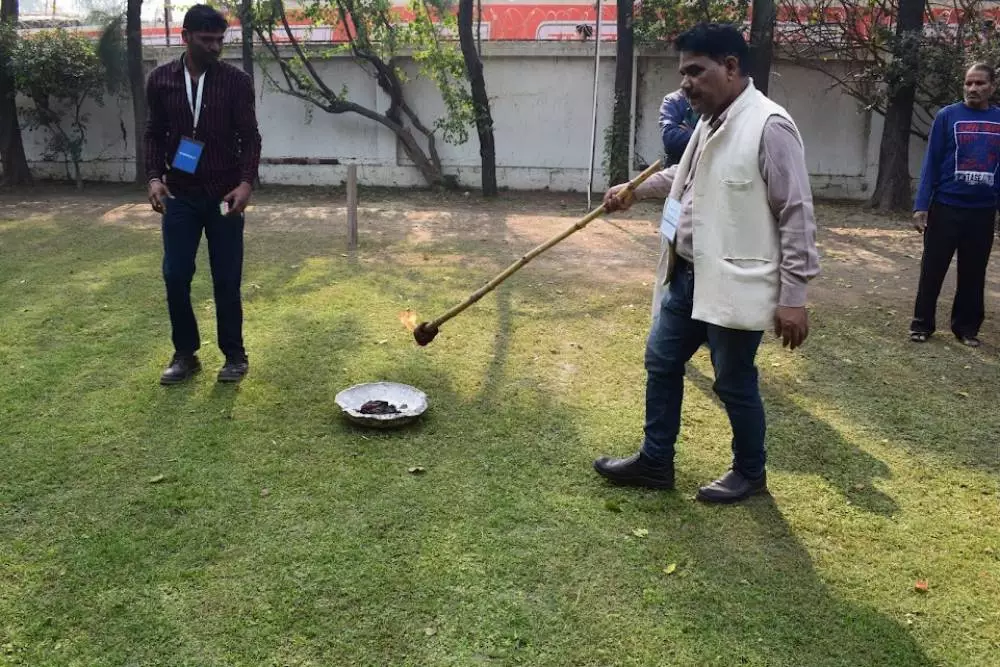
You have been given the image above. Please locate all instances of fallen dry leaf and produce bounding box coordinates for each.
[663,563,678,575]
[914,579,929,593]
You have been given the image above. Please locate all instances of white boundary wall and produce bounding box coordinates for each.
[17,42,927,197]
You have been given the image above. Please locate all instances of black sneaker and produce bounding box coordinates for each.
[218,355,249,383]
[160,354,201,385]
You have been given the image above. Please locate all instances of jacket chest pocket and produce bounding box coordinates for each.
[714,177,777,261]
[721,177,753,191]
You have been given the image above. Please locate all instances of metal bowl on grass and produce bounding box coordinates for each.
[335,381,428,429]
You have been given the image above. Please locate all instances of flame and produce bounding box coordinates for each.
[399,309,418,332]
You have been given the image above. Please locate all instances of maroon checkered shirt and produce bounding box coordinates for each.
[144,56,262,200]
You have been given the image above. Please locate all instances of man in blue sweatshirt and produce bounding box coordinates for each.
[659,88,701,166]
[911,63,1000,347]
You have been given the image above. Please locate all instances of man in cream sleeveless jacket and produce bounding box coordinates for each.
[594,23,819,503]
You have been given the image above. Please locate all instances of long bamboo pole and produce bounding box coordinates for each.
[414,158,663,345]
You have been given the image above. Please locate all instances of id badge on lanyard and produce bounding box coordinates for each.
[659,198,681,244]
[172,68,205,175]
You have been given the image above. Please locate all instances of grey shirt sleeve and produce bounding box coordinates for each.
[759,116,821,308]
[633,165,678,202]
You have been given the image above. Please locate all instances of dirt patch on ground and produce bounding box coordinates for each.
[2,183,665,284]
[3,183,999,335]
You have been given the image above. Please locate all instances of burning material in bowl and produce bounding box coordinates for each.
[359,400,403,415]
[335,382,428,429]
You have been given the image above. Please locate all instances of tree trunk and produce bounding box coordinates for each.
[458,0,497,196]
[868,0,924,212]
[240,0,259,188]
[748,0,776,96]
[607,0,633,185]
[396,125,444,186]
[0,0,32,186]
[163,0,171,46]
[126,0,146,185]
[869,102,915,211]
[241,0,254,79]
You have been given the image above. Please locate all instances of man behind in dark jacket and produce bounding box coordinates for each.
[659,88,700,166]
[144,4,262,385]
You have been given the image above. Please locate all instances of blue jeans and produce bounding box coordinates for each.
[640,259,766,479]
[162,197,245,359]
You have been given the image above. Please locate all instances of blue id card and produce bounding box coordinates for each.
[659,198,681,243]
[172,137,204,174]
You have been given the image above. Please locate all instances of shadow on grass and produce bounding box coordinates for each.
[796,307,1000,474]
[681,364,899,516]
[658,493,933,666]
[573,485,936,666]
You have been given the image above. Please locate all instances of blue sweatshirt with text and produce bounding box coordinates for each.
[914,102,1000,211]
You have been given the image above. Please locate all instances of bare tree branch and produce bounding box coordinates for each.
[253,0,468,186]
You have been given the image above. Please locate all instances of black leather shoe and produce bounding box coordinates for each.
[593,453,675,489]
[160,354,201,385]
[217,356,249,383]
[696,469,767,504]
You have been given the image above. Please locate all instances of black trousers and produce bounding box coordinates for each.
[162,197,246,360]
[911,202,996,338]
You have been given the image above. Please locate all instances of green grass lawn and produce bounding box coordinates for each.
[1,187,998,666]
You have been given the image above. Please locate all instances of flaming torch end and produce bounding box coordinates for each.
[413,322,439,346]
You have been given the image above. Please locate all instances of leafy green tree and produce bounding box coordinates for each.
[635,0,749,45]
[10,29,107,189]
